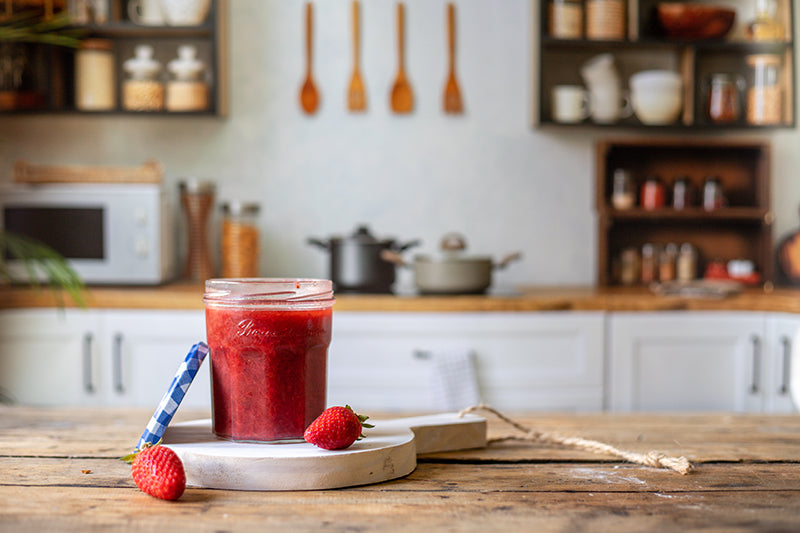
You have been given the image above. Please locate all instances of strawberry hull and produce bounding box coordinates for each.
[203,279,334,443]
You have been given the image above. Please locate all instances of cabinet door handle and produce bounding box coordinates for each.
[780,336,791,396]
[750,335,761,395]
[113,333,125,394]
[82,332,96,394]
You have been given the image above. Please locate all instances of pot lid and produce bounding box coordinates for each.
[332,225,394,245]
[415,233,491,263]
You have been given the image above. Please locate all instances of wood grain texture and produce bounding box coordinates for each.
[2,407,800,531]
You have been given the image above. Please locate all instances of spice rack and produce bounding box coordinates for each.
[536,0,796,129]
[595,138,773,286]
[0,0,227,116]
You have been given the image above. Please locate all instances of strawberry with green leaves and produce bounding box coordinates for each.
[304,405,373,450]
[122,442,186,501]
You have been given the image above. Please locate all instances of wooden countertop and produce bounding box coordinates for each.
[2,406,799,531]
[2,282,800,313]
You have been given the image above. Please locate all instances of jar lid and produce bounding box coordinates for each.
[123,45,162,79]
[221,201,260,216]
[203,279,335,308]
[746,54,781,66]
[80,38,113,51]
[168,45,205,80]
[179,179,215,194]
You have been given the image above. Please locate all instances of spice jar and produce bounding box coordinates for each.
[747,0,784,41]
[220,201,260,278]
[549,0,583,39]
[122,44,165,111]
[641,176,666,210]
[75,38,116,111]
[611,168,635,209]
[703,176,725,211]
[620,247,640,286]
[706,73,743,123]
[746,54,782,125]
[672,176,692,210]
[166,45,209,112]
[659,243,678,282]
[586,0,625,40]
[641,243,658,284]
[677,243,697,282]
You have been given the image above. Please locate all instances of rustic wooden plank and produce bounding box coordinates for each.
[0,485,798,532]
[3,458,799,494]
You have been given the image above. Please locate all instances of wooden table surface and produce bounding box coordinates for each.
[2,406,799,531]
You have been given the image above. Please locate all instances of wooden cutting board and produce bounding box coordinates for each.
[162,413,487,491]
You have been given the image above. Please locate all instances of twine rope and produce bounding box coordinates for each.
[458,404,692,475]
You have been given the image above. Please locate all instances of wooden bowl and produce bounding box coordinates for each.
[656,3,736,40]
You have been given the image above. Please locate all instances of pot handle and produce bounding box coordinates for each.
[307,237,330,250]
[380,249,408,267]
[494,251,522,270]
[396,239,422,252]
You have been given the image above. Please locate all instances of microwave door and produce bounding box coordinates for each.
[4,206,106,262]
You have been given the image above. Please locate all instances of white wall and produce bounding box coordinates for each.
[1,0,798,289]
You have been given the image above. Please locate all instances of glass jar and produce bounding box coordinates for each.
[641,176,666,210]
[122,44,165,111]
[549,0,583,39]
[179,179,216,281]
[677,243,697,282]
[672,176,692,210]
[659,243,678,282]
[203,279,334,442]
[703,176,725,211]
[220,201,260,278]
[620,247,640,286]
[586,0,625,40]
[166,45,209,112]
[611,168,635,209]
[747,0,784,41]
[641,243,657,284]
[746,54,782,125]
[706,73,743,123]
[75,38,115,111]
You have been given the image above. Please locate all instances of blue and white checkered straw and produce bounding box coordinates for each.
[135,341,209,451]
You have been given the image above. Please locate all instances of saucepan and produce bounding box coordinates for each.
[382,233,522,294]
[308,225,420,294]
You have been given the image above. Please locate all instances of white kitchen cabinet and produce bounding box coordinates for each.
[327,312,606,412]
[0,309,208,408]
[765,313,800,413]
[609,312,770,412]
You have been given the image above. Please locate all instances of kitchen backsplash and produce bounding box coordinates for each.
[1,0,799,287]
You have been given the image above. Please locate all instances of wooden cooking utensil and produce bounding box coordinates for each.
[443,2,463,114]
[390,2,413,114]
[299,2,320,115]
[347,0,367,112]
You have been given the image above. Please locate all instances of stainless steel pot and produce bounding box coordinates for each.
[308,225,420,294]
[382,233,521,294]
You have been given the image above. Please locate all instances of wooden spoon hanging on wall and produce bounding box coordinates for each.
[443,2,463,114]
[299,2,320,115]
[347,0,367,112]
[390,2,413,114]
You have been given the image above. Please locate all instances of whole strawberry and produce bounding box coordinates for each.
[304,405,373,450]
[122,443,186,501]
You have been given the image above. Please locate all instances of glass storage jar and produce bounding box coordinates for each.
[220,201,260,278]
[706,73,743,123]
[75,38,115,111]
[746,54,782,125]
[166,45,209,112]
[122,44,165,111]
[549,0,583,39]
[586,0,625,40]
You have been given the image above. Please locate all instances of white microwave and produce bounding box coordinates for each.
[0,183,176,285]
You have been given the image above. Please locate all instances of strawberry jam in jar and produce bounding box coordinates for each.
[203,279,334,443]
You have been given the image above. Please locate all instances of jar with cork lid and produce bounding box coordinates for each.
[122,44,165,111]
[75,38,116,111]
[166,45,209,112]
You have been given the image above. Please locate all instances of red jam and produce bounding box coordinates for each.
[204,279,333,442]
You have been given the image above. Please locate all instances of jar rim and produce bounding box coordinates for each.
[203,278,334,307]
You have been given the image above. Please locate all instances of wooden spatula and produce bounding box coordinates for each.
[443,2,463,114]
[347,0,366,112]
[299,2,320,115]
[390,2,413,114]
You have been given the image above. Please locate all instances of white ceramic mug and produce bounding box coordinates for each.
[551,85,590,123]
[160,0,212,26]
[589,86,633,124]
[128,0,164,25]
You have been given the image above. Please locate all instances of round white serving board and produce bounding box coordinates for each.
[162,413,487,491]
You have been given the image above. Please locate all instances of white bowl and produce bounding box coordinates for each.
[630,70,683,125]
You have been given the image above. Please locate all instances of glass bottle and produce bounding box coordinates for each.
[706,73,743,123]
[220,201,260,278]
[166,45,209,112]
[122,44,165,111]
[611,168,635,209]
[75,38,115,111]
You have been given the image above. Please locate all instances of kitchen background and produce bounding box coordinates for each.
[2,0,800,289]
